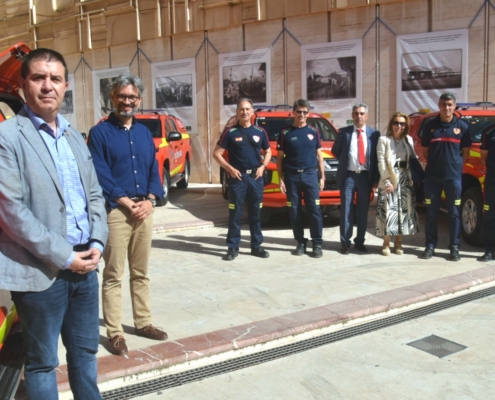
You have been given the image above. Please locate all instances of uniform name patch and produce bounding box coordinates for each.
[235,137,243,141]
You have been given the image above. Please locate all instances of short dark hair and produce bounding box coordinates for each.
[293,99,310,111]
[236,98,253,109]
[21,48,69,82]
[439,92,456,103]
[111,73,144,97]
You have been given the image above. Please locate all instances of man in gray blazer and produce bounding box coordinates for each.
[332,103,380,255]
[0,49,108,399]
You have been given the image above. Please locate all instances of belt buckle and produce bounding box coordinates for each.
[355,170,361,174]
[246,169,252,174]
[297,169,304,173]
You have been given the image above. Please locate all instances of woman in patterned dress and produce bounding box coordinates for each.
[376,112,420,255]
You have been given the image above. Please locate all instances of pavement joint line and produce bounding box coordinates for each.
[56,273,495,398]
[152,219,243,233]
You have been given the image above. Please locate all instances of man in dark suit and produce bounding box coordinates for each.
[332,103,380,254]
[0,49,108,399]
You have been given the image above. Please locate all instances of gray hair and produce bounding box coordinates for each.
[111,73,144,97]
[439,92,456,103]
[236,98,253,109]
[352,103,368,113]
[293,99,311,110]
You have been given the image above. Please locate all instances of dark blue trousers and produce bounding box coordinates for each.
[226,173,264,249]
[339,170,371,246]
[424,177,462,248]
[11,270,101,400]
[284,169,323,245]
[482,174,495,251]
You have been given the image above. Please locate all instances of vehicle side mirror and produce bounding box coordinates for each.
[168,131,182,142]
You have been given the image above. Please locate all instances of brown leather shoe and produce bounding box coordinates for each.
[135,324,168,341]
[108,335,128,356]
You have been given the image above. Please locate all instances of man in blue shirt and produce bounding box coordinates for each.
[0,48,107,399]
[88,73,166,356]
[478,124,495,261]
[276,99,325,258]
[420,92,471,261]
[213,98,272,261]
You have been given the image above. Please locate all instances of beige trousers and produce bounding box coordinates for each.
[102,206,154,338]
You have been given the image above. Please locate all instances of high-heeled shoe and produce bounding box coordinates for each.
[382,235,391,256]
[394,235,403,255]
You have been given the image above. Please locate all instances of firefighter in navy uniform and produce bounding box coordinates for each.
[420,92,471,261]
[213,98,272,261]
[276,99,325,258]
[478,124,495,262]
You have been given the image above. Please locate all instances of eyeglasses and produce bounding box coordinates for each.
[115,94,140,103]
[392,121,406,127]
[295,110,309,115]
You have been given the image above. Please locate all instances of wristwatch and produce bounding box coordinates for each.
[146,197,157,207]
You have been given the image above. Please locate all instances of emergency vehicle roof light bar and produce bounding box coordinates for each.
[253,105,315,110]
[138,108,169,115]
[456,102,495,110]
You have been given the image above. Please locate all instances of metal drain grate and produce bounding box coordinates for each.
[407,334,467,358]
[101,285,495,400]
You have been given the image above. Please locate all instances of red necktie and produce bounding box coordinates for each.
[357,129,365,165]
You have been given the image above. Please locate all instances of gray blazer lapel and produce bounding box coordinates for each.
[16,112,63,197]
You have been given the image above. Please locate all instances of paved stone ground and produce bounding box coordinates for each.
[34,184,494,399]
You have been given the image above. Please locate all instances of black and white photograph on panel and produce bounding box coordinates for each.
[396,29,468,115]
[301,39,362,128]
[151,58,197,133]
[401,49,462,92]
[306,56,356,101]
[218,48,271,127]
[60,74,77,127]
[92,67,130,124]
[155,75,193,108]
[222,63,267,106]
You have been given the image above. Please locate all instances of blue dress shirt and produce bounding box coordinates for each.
[23,105,103,269]
[87,113,164,209]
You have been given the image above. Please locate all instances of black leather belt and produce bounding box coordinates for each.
[73,243,90,252]
[348,169,368,174]
[395,161,407,169]
[285,167,317,174]
[240,169,258,175]
[130,196,146,202]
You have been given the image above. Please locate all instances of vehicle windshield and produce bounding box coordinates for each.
[417,114,495,144]
[461,115,495,143]
[254,116,337,142]
[137,118,161,138]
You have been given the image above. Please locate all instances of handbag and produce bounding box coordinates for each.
[405,140,424,183]
[409,156,424,183]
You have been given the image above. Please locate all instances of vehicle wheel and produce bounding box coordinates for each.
[221,168,229,200]
[177,159,190,189]
[460,187,483,246]
[157,168,170,206]
[260,208,271,227]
